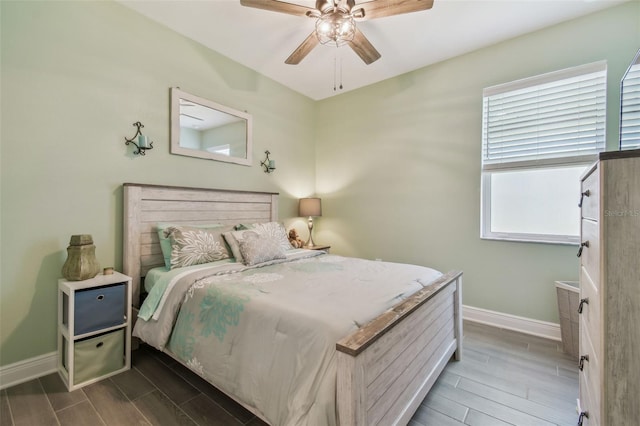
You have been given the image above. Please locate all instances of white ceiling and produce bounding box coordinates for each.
[119,0,627,100]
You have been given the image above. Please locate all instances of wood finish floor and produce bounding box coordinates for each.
[1,321,578,425]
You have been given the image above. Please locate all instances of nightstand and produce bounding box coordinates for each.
[305,244,331,252]
[57,272,132,391]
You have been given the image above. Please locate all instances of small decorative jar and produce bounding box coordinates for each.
[61,234,100,281]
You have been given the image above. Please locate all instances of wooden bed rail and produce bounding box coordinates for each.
[336,270,463,356]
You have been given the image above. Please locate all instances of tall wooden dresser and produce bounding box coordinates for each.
[577,149,640,425]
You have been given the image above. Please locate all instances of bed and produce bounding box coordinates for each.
[123,183,463,426]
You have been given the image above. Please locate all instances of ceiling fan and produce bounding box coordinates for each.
[239,0,434,65]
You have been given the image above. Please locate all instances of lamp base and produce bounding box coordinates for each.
[305,216,316,248]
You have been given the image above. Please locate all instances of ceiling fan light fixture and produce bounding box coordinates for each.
[241,0,433,65]
[315,12,355,47]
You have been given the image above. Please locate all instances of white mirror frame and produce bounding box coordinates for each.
[170,87,253,166]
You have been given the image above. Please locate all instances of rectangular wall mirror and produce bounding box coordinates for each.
[170,87,252,165]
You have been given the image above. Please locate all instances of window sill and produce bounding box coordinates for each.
[480,235,579,246]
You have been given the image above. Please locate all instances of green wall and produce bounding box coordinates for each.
[314,2,640,323]
[0,1,316,366]
[1,0,639,369]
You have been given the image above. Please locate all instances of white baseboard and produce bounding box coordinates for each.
[0,352,57,390]
[463,305,561,341]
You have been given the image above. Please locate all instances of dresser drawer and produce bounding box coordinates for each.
[580,219,600,288]
[581,165,599,221]
[579,267,601,355]
[64,283,127,335]
[579,374,600,426]
[73,329,125,383]
[579,319,601,420]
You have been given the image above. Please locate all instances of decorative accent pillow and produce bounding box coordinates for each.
[237,232,286,266]
[156,223,225,268]
[224,221,291,264]
[223,231,244,263]
[248,222,291,251]
[164,225,233,269]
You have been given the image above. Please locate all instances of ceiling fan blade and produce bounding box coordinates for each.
[355,0,434,21]
[285,31,320,64]
[348,28,381,65]
[240,0,316,17]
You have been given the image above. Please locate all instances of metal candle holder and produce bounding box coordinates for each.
[260,150,276,173]
[125,121,154,155]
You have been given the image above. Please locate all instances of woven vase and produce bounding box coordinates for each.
[61,234,100,281]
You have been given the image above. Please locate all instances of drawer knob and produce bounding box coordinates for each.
[578,298,589,314]
[96,342,104,349]
[96,294,104,301]
[579,354,589,371]
[577,241,589,258]
[578,190,590,208]
[578,411,589,426]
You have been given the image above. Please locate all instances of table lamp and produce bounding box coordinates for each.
[299,198,322,248]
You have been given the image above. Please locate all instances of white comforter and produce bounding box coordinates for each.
[133,251,441,426]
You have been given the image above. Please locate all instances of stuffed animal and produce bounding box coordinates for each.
[288,229,304,248]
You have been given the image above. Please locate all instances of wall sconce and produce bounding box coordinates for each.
[260,150,276,173]
[125,121,153,155]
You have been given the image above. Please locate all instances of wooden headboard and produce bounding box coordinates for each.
[123,183,279,306]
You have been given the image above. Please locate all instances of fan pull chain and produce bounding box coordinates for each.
[333,50,344,92]
[339,51,343,90]
[333,54,337,91]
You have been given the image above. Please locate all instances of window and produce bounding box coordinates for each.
[481,62,606,244]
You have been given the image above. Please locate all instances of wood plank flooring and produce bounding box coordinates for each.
[0,321,578,425]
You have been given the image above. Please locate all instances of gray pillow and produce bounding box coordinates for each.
[223,231,243,263]
[245,222,291,251]
[237,232,286,266]
[223,221,291,263]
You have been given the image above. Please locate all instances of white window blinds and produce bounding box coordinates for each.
[482,62,607,170]
[620,62,640,150]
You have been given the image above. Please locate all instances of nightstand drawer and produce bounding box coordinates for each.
[68,283,127,335]
[73,329,124,383]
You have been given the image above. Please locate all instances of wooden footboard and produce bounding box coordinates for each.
[336,270,463,426]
